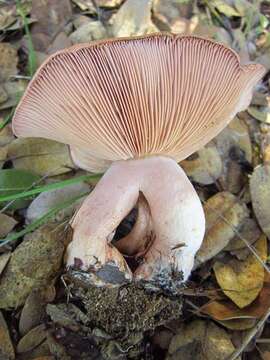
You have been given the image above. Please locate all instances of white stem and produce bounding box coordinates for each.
[66,156,205,287]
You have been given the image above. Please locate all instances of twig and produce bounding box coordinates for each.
[227,307,270,360]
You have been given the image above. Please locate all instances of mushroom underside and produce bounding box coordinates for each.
[65,156,205,291]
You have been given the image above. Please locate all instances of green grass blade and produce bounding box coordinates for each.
[0,173,102,203]
[0,191,89,247]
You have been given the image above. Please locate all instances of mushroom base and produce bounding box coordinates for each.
[65,156,205,291]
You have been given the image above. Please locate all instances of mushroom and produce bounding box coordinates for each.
[12,34,265,289]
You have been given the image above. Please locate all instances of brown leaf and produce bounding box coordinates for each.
[201,272,270,330]
[195,192,249,265]
[0,43,18,82]
[0,311,15,359]
[181,145,222,185]
[0,223,68,309]
[111,0,158,37]
[17,324,47,354]
[0,213,17,238]
[250,164,270,238]
[167,320,237,360]
[30,0,72,52]
[214,234,267,308]
[8,138,74,176]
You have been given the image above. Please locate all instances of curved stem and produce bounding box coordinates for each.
[66,156,205,287]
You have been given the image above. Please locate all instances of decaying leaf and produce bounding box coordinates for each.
[0,124,14,146]
[225,218,261,252]
[71,0,96,13]
[0,223,69,309]
[110,0,158,37]
[214,117,252,193]
[250,164,270,238]
[8,138,74,176]
[214,234,267,308]
[181,145,222,185]
[167,320,237,360]
[96,0,124,7]
[202,272,270,320]
[19,288,55,336]
[0,42,18,81]
[30,0,73,52]
[195,192,249,266]
[0,311,15,359]
[69,20,107,43]
[0,253,11,277]
[26,182,90,223]
[248,107,270,124]
[0,213,17,238]
[17,324,47,354]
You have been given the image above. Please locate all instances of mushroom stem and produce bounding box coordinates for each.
[65,156,205,287]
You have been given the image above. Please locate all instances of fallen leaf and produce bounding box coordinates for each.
[0,253,11,277]
[248,107,270,124]
[96,0,124,7]
[201,272,270,328]
[0,79,28,111]
[250,164,270,238]
[0,124,14,146]
[195,192,249,265]
[0,223,69,309]
[30,0,73,52]
[19,291,49,336]
[71,0,96,13]
[0,311,15,359]
[110,0,158,37]
[0,146,7,168]
[26,182,90,223]
[0,169,41,210]
[167,320,237,360]
[17,324,47,354]
[0,42,18,81]
[225,218,261,251]
[214,117,252,193]
[180,145,222,185]
[217,318,257,330]
[69,20,107,43]
[0,213,17,238]
[8,138,74,176]
[212,0,240,17]
[214,234,267,308]
[47,32,72,55]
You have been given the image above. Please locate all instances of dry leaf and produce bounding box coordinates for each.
[214,117,252,193]
[195,192,249,265]
[96,0,124,7]
[201,272,270,330]
[8,138,74,176]
[0,124,14,146]
[225,218,261,251]
[214,234,267,308]
[26,182,90,223]
[69,20,107,43]
[30,0,73,52]
[17,324,47,354]
[0,213,17,238]
[71,0,96,13]
[181,145,222,185]
[111,0,158,37]
[250,164,270,238]
[19,291,47,336]
[0,253,11,277]
[0,223,68,309]
[0,43,18,81]
[0,311,15,359]
[248,107,270,124]
[167,320,237,360]
[0,79,28,111]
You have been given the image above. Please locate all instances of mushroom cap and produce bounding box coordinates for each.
[12,33,265,172]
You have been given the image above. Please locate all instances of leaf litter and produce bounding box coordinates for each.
[0,0,269,359]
